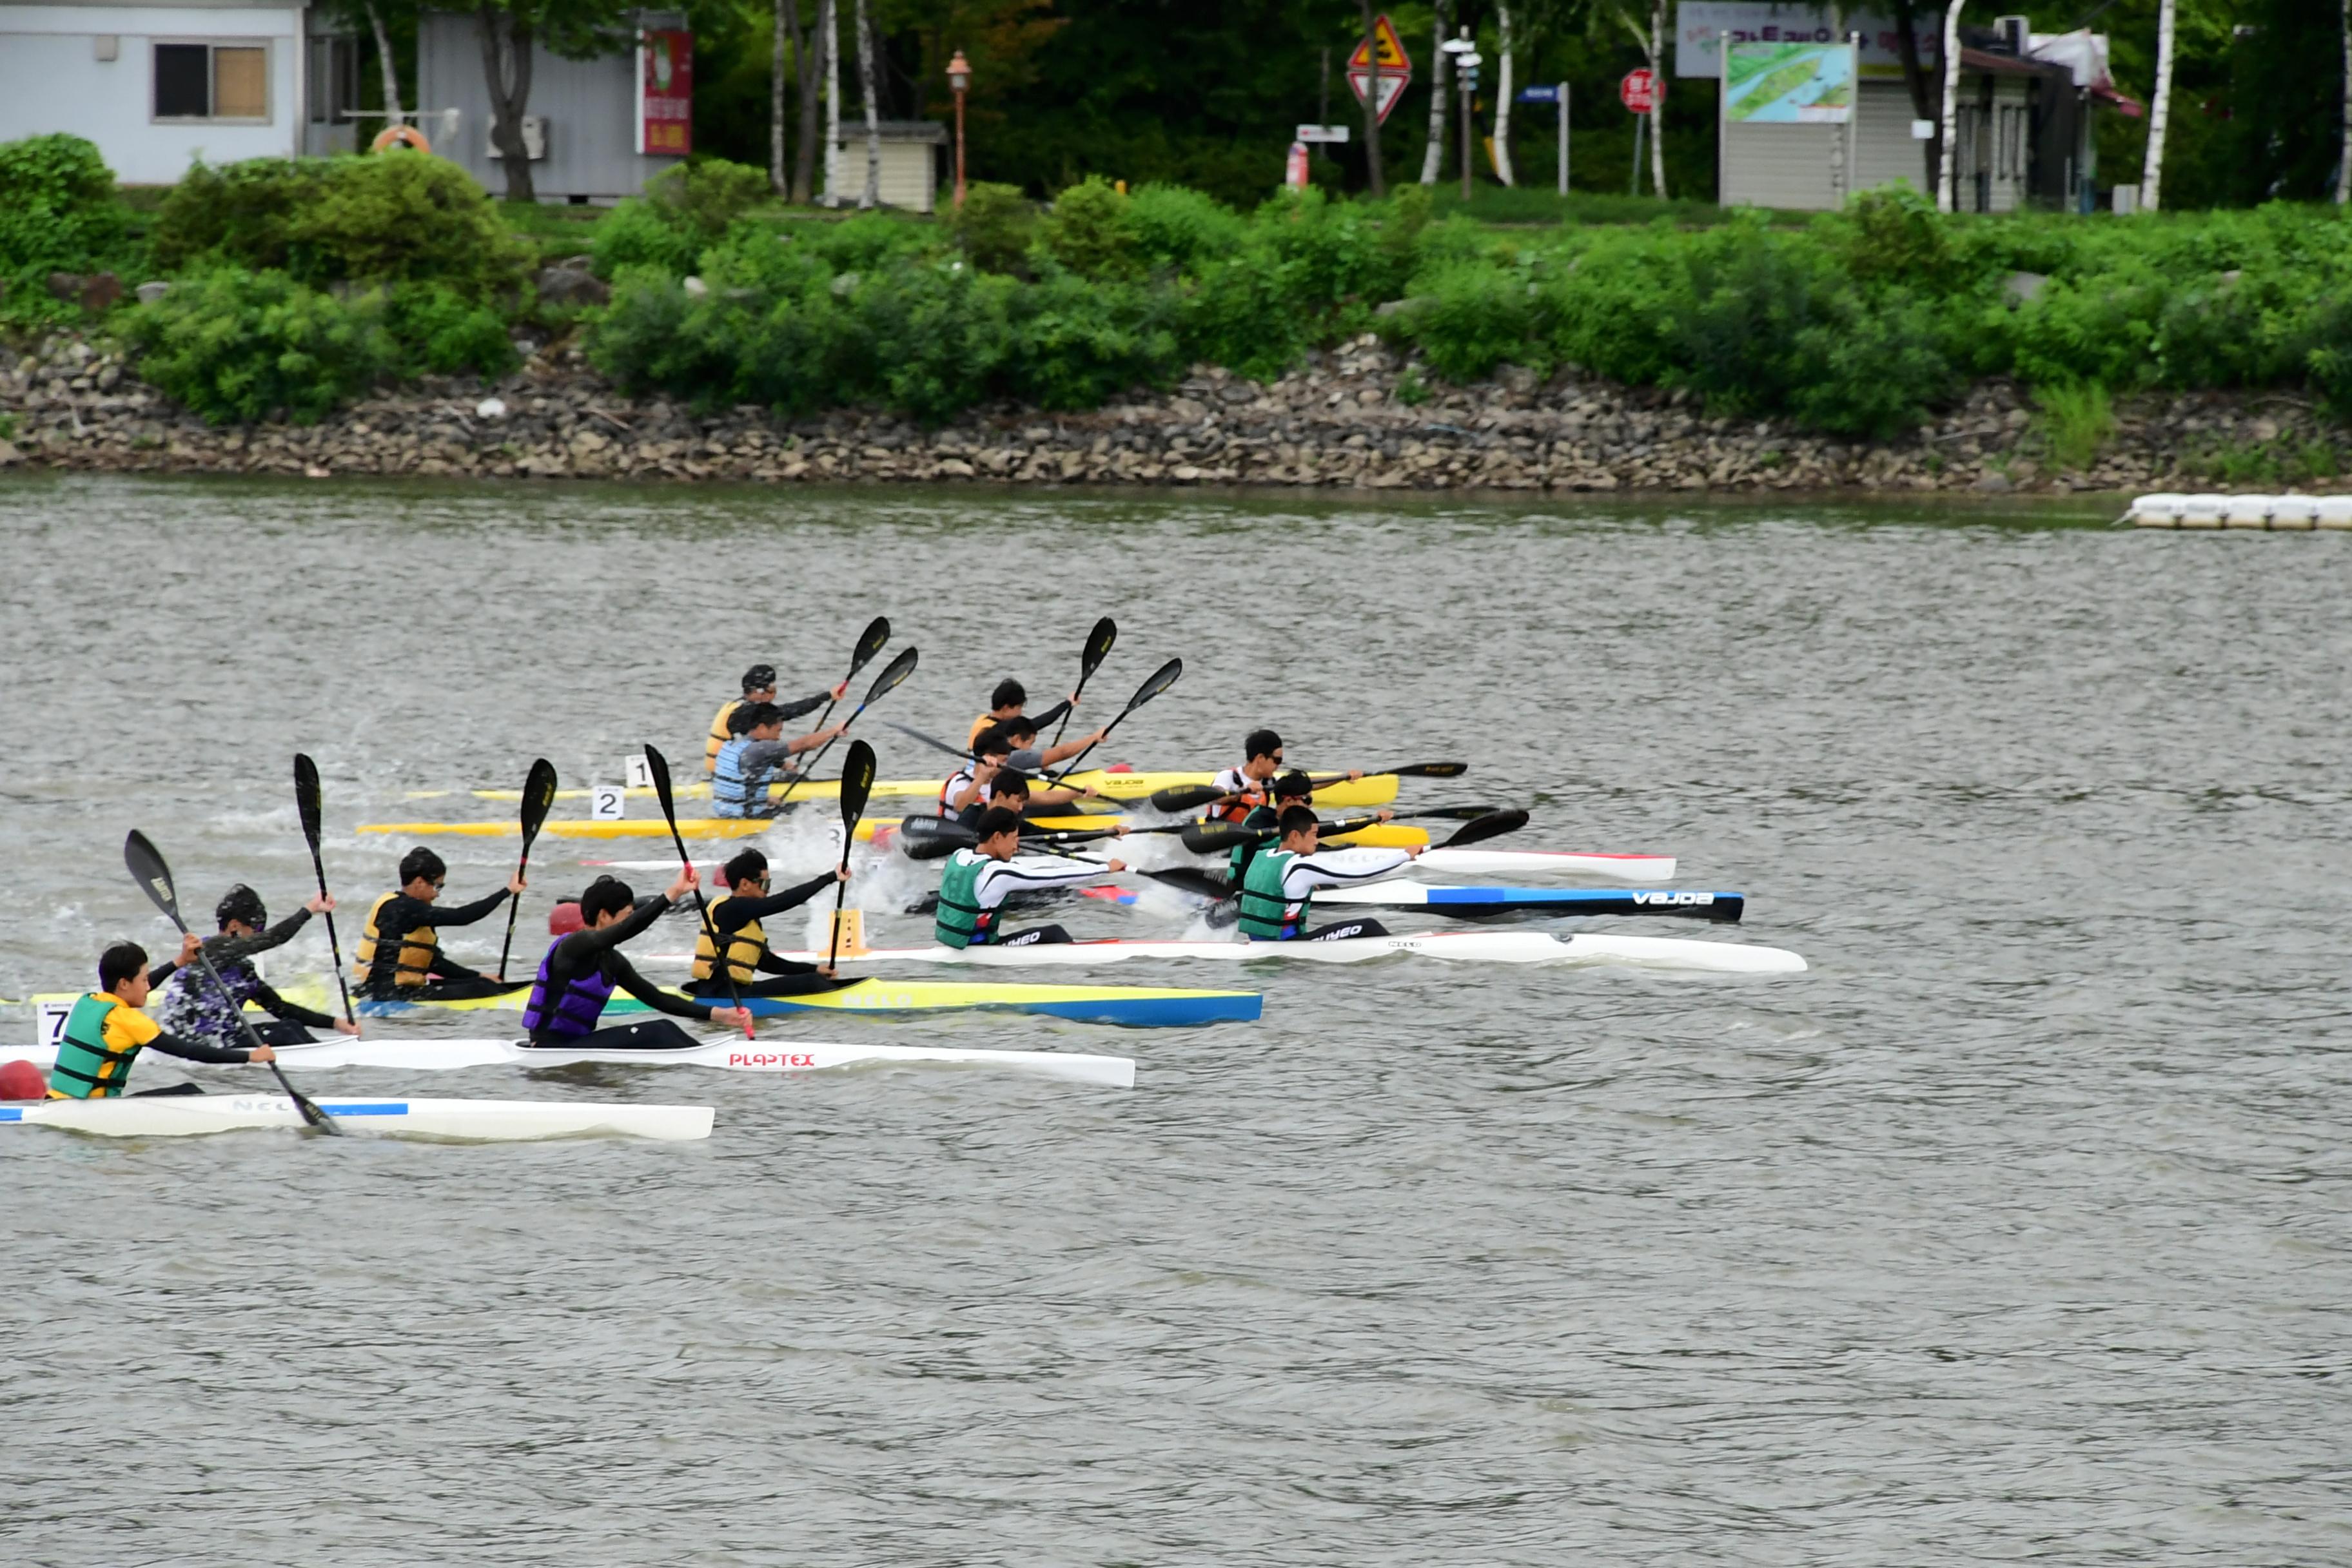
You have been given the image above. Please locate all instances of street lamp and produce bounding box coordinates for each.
[946,49,972,208]
[1440,30,1482,204]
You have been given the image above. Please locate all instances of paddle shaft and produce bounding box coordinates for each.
[300,839,357,1028]
[493,834,538,982]
[647,748,752,1039]
[1048,618,1117,750]
[172,912,338,1130]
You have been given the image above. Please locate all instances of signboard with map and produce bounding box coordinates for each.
[1723,39,1853,123]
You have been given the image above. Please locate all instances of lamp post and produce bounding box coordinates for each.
[946,49,971,208]
[1440,30,1482,204]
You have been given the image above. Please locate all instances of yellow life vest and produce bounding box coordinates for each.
[705,698,743,774]
[355,892,439,990]
[968,712,999,749]
[690,894,767,984]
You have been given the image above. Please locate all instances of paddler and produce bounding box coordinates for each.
[967,678,1075,750]
[977,770,1131,845]
[705,663,849,775]
[44,941,280,1099]
[935,807,1128,949]
[159,884,363,1050]
[523,869,754,1048]
[712,702,850,819]
[1224,772,1395,886]
[685,848,852,999]
[353,847,525,1001]
[939,720,1110,820]
[1202,731,1369,827]
[1237,805,1423,942]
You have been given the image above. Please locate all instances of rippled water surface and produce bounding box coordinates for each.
[3,475,2347,1565]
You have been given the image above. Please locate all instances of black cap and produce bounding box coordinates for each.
[215,883,267,928]
[741,663,778,694]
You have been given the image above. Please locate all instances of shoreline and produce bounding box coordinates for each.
[2,333,2339,496]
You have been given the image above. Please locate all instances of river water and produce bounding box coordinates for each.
[2,474,2345,1565]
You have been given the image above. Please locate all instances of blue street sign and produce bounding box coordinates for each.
[1516,84,1562,103]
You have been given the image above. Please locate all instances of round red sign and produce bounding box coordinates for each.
[1620,68,1658,113]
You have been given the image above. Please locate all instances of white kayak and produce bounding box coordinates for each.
[649,930,1806,975]
[2,1035,1136,1090]
[0,1094,711,1142]
[1412,848,1674,881]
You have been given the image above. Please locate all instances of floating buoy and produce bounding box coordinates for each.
[2126,493,2352,530]
[548,899,583,936]
[371,124,431,154]
[0,1059,48,1100]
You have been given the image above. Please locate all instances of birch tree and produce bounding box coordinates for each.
[1613,2,1667,199]
[854,0,881,208]
[1420,0,1451,184]
[1493,5,1516,186]
[823,0,841,204]
[1936,0,1962,211]
[2342,0,2351,204]
[2141,0,2175,210]
[363,0,405,126]
[771,0,789,192]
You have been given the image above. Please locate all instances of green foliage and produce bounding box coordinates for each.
[590,198,707,278]
[1406,260,1545,382]
[643,157,770,238]
[1834,187,1960,291]
[124,268,393,425]
[952,184,1039,276]
[0,134,127,276]
[150,153,531,302]
[1039,176,1140,281]
[382,284,519,377]
[1124,184,1248,273]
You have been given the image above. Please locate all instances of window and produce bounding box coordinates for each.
[154,41,270,121]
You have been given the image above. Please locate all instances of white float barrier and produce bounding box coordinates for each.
[2126,493,2352,530]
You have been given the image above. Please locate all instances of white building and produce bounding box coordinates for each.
[0,0,367,182]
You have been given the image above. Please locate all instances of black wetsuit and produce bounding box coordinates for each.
[357,887,518,1000]
[682,872,851,1000]
[525,894,720,1050]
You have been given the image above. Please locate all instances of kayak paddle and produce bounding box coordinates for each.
[124,830,340,1135]
[291,753,357,1030]
[1047,616,1118,749]
[812,615,892,733]
[644,743,751,1039]
[772,646,920,812]
[1046,658,1182,781]
[1179,807,1527,856]
[827,740,876,972]
[1435,808,1528,848]
[1149,762,1469,814]
[495,758,558,982]
[894,814,1211,895]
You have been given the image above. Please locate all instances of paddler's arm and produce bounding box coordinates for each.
[608,952,731,1023]
[977,856,1126,899]
[144,1027,268,1066]
[723,870,839,923]
[145,932,204,985]
[1028,697,1072,734]
[247,975,342,1032]
[203,905,318,968]
[771,690,829,723]
[433,882,520,928]
[1284,846,1422,896]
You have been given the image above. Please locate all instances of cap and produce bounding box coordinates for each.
[741,663,778,694]
[215,883,268,928]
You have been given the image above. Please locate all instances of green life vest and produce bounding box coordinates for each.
[1238,846,1307,941]
[49,993,143,1099]
[1228,803,1282,882]
[935,849,994,949]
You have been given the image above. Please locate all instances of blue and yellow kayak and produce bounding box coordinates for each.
[280,978,1259,1029]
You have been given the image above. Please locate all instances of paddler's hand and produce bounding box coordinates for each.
[816,962,838,978]
[1106,858,1128,873]
[246,1044,278,1064]
[667,865,700,902]
[305,892,337,914]
[833,865,852,883]
[1375,809,1395,823]
[831,680,850,701]
[709,1006,754,1034]
[1406,844,1426,858]
[507,872,528,896]
[175,932,203,968]
[1111,824,1130,838]
[333,1017,362,1037]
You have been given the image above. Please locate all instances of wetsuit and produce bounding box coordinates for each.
[1237,845,1412,942]
[160,908,337,1049]
[705,690,829,774]
[521,894,721,1051]
[46,990,261,1098]
[684,872,848,999]
[354,887,518,1001]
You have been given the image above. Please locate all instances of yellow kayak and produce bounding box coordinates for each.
[416,770,1399,808]
[362,819,778,839]
[857,818,1431,848]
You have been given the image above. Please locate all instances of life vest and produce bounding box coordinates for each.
[47,993,150,1099]
[711,736,775,818]
[1228,803,1282,882]
[938,766,988,818]
[520,938,616,1040]
[355,892,438,990]
[1237,847,1308,941]
[703,699,741,774]
[968,713,998,750]
[1205,767,1267,826]
[934,849,997,949]
[159,946,260,1050]
[691,895,768,984]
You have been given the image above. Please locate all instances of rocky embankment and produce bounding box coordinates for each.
[0,331,2338,494]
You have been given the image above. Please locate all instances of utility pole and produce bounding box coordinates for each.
[1442,29,1481,203]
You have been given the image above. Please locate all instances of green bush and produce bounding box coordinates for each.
[150,158,328,273]
[0,133,127,277]
[589,197,706,278]
[952,183,1038,275]
[1404,260,1545,382]
[1039,176,1140,281]
[1124,184,1247,274]
[125,268,393,425]
[383,284,518,377]
[643,157,770,238]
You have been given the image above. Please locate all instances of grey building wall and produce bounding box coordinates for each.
[414,8,683,201]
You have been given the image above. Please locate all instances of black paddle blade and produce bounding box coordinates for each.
[1389,762,1469,779]
[838,740,877,829]
[124,830,184,925]
[1124,657,1183,712]
[1180,821,1266,855]
[1140,865,1231,901]
[1415,805,1511,821]
[1441,809,1529,848]
[896,814,975,860]
[520,758,559,842]
[643,743,679,821]
[293,754,324,848]
[1081,616,1117,675]
[881,719,970,761]
[863,645,920,705]
[849,615,892,676]
[1150,783,1228,814]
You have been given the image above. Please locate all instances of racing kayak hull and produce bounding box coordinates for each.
[433,770,1399,809]
[1412,848,1676,883]
[0,1095,712,1141]
[649,930,1807,974]
[1311,885,1743,921]
[306,977,1259,1028]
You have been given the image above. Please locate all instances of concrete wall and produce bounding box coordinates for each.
[0,1,303,183]
[415,9,682,202]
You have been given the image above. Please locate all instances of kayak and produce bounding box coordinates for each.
[1413,848,1675,882]
[3,1035,1135,1090]
[362,819,781,840]
[428,770,1401,809]
[0,1094,712,1142]
[1309,885,1743,921]
[863,818,1431,849]
[289,977,1259,1028]
[647,930,1807,974]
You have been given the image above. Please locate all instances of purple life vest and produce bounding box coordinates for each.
[159,954,261,1049]
[521,939,614,1039]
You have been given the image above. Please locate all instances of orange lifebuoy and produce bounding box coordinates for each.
[370,124,431,154]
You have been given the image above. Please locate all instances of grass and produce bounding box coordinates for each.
[2034,383,2117,471]
[2189,433,2344,485]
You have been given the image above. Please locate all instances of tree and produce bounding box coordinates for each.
[1358,0,1386,195]
[1887,0,1942,193]
[1493,4,1516,186]
[1420,0,1451,184]
[1611,1,1667,198]
[772,0,790,192]
[2141,0,2175,209]
[471,0,634,201]
[855,0,881,205]
[1936,0,1961,211]
[2342,0,2351,204]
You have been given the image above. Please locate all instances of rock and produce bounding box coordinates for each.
[136,281,172,306]
[535,265,610,306]
[46,272,122,312]
[0,440,20,467]
[2003,271,2048,306]
[476,397,508,420]
[683,276,709,299]
[1970,471,2013,493]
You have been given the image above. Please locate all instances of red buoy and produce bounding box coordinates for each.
[548,900,584,936]
[0,1059,50,1100]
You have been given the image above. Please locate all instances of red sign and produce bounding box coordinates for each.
[1620,67,1658,114]
[636,30,692,156]
[1344,13,1414,125]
